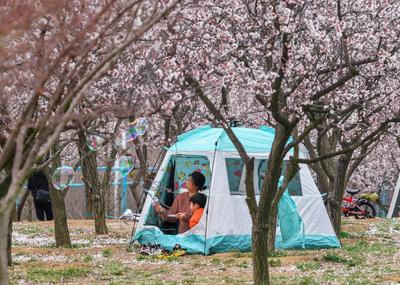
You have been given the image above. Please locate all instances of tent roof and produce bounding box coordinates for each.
[170,125,288,153]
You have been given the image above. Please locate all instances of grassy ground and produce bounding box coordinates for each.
[9,218,400,284]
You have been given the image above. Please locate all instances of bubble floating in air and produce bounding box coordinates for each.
[114,156,135,180]
[115,130,131,150]
[127,125,139,141]
[130,117,148,137]
[87,134,106,151]
[114,118,148,150]
[52,166,75,190]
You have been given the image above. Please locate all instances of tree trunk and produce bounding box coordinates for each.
[252,224,270,285]
[94,192,108,234]
[0,209,12,285]
[7,213,12,266]
[17,189,30,221]
[192,79,292,285]
[51,190,71,246]
[50,189,71,247]
[85,189,94,219]
[26,196,33,221]
[267,206,278,252]
[77,130,108,234]
[77,132,95,219]
[0,174,12,276]
[326,154,351,238]
[42,146,72,248]
[326,197,342,239]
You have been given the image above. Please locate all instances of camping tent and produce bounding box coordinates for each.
[132,125,340,254]
[387,174,400,218]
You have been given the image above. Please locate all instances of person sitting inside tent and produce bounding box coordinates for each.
[187,193,207,229]
[154,171,206,234]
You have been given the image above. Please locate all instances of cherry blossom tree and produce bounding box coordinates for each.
[0,1,182,283]
[146,0,400,284]
[303,92,400,236]
[352,133,400,199]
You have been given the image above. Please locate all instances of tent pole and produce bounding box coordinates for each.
[128,148,164,248]
[204,136,221,255]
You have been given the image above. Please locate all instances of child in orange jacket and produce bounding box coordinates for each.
[188,193,207,229]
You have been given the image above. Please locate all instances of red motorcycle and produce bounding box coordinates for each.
[342,189,376,219]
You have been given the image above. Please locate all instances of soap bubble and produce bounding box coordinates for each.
[52,166,75,190]
[114,130,133,150]
[130,117,148,136]
[113,156,135,180]
[127,125,139,141]
[87,134,106,151]
[114,117,148,150]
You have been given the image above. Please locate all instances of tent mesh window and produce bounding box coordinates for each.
[257,159,302,196]
[225,158,245,194]
[173,155,212,192]
[225,158,303,196]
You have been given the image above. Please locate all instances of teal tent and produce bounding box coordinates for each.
[133,125,340,254]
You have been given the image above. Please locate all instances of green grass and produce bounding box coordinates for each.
[322,253,356,266]
[125,245,134,253]
[18,225,44,235]
[135,281,169,285]
[298,276,319,285]
[42,243,57,248]
[237,261,250,268]
[331,272,378,285]
[68,242,91,249]
[181,269,191,276]
[26,267,90,283]
[232,251,252,258]
[136,255,159,262]
[210,257,221,265]
[10,219,400,285]
[83,254,93,263]
[183,277,197,284]
[321,273,338,283]
[322,252,346,263]
[223,276,235,283]
[108,281,125,285]
[155,268,169,274]
[340,231,352,238]
[270,275,320,285]
[223,258,235,265]
[41,242,90,249]
[268,250,289,258]
[101,261,127,276]
[268,258,282,267]
[344,239,397,255]
[296,261,321,271]
[102,248,113,257]
[136,254,181,263]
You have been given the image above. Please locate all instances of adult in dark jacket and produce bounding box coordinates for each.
[27,170,53,221]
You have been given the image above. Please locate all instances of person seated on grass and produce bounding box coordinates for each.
[186,192,207,229]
